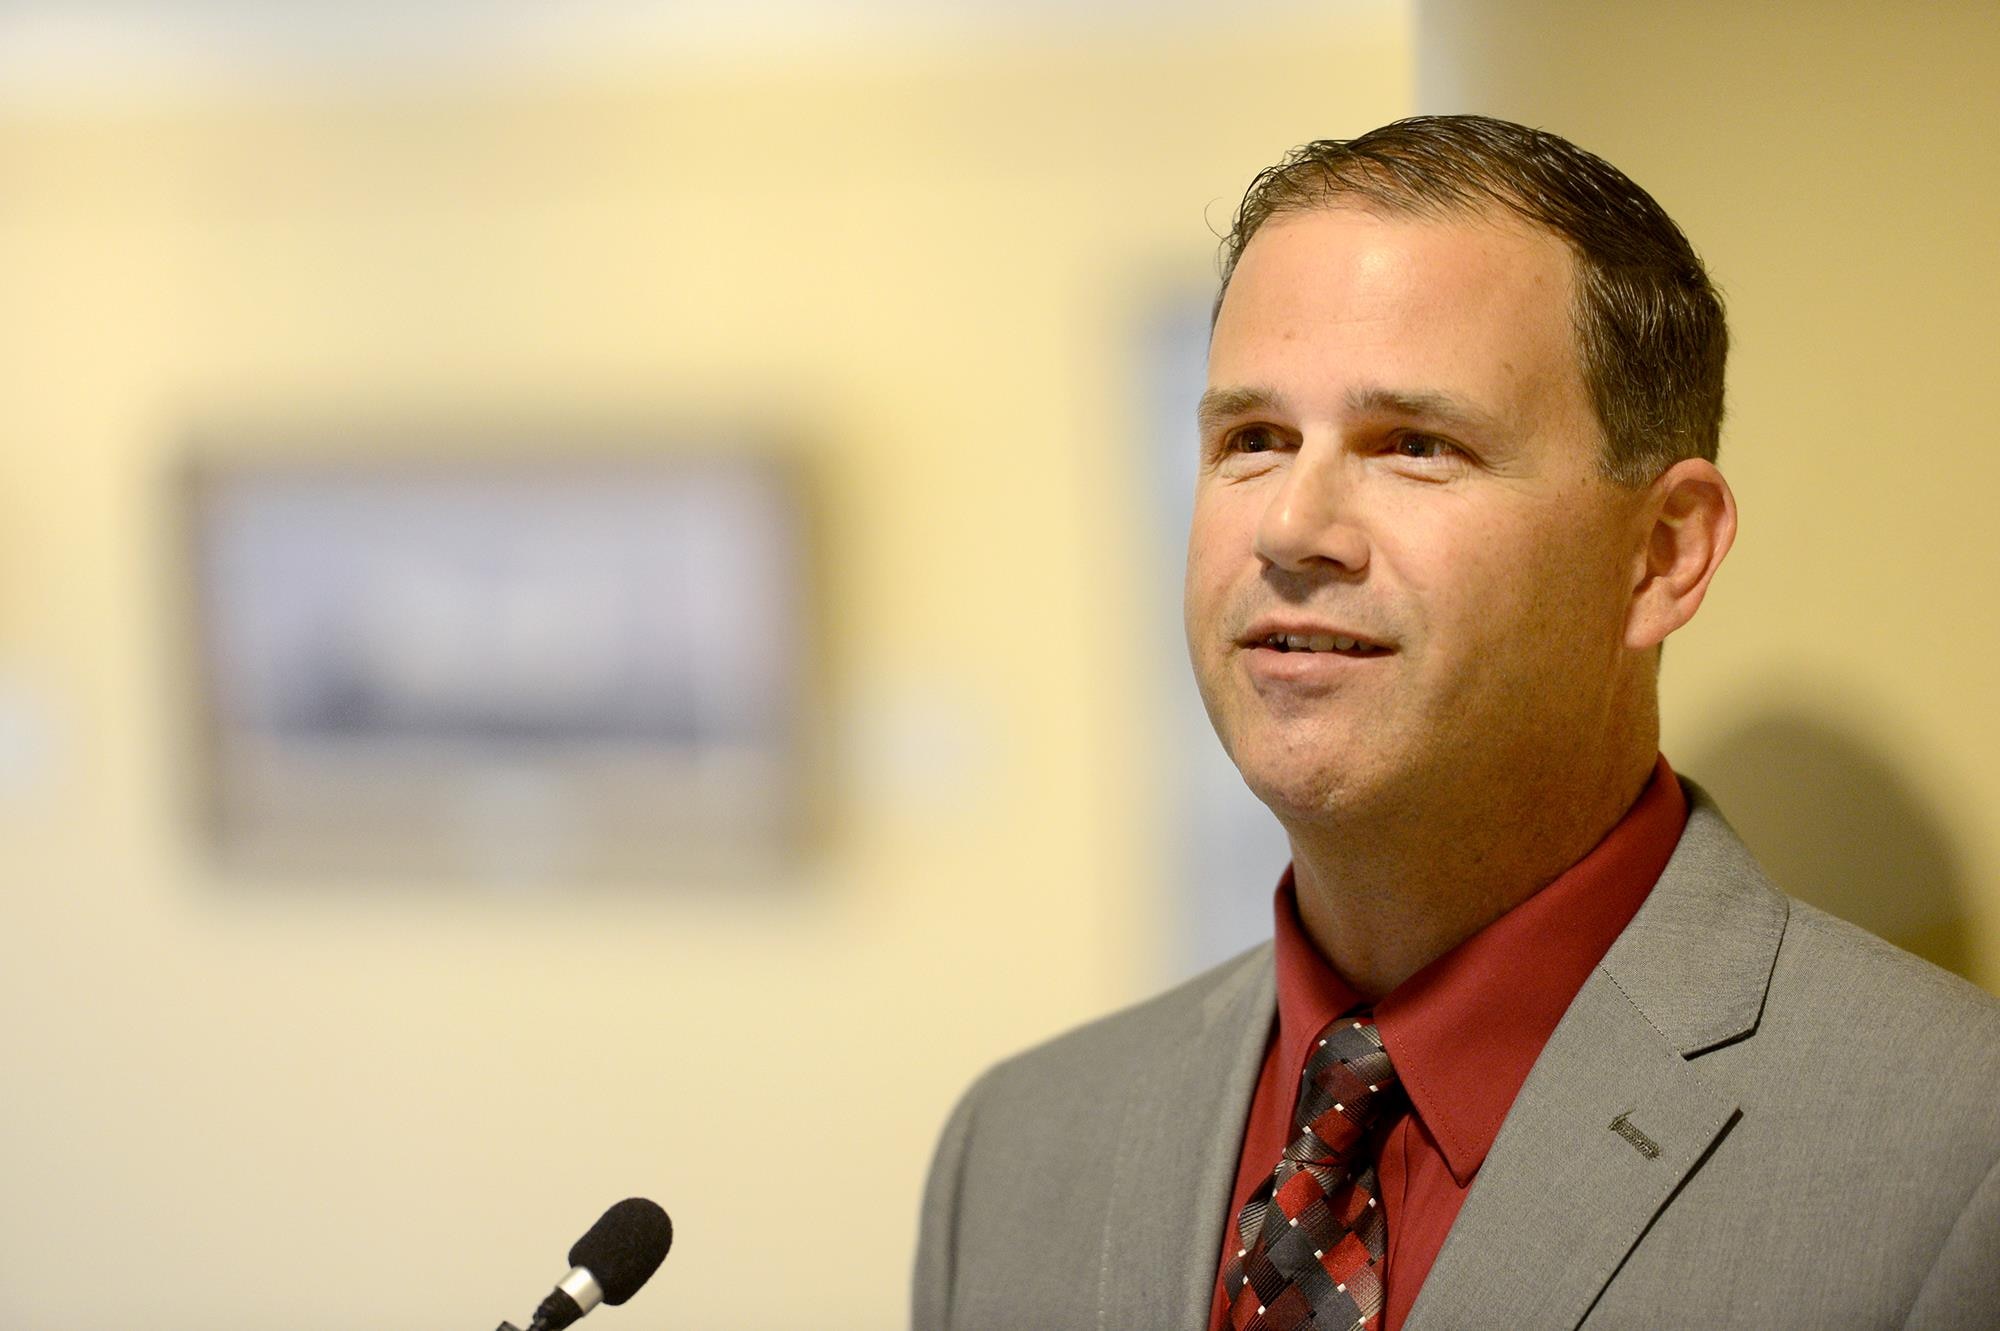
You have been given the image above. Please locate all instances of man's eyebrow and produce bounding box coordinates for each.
[1344,386,1498,433]
[1196,386,1283,435]
[1197,384,1500,436]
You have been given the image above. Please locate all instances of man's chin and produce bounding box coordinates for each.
[1239,760,1385,826]
[1217,711,1419,821]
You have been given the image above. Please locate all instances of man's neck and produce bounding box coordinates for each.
[1283,750,1657,1001]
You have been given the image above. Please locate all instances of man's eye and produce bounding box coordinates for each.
[1227,425,1281,453]
[1393,433,1453,460]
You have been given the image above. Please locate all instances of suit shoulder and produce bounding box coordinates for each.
[1775,898,2000,1038]
[1739,897,2000,1147]
[1665,787,2000,1067]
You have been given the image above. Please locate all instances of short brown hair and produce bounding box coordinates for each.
[1218,115,1727,485]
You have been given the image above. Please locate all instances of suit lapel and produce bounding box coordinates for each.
[1095,944,1276,1330]
[1402,968,1741,1330]
[1406,789,1787,1331]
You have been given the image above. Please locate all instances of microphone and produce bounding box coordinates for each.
[523,1198,673,1331]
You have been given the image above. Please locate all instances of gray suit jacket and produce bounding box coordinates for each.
[913,787,2000,1329]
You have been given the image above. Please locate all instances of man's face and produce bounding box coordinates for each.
[1185,206,1652,827]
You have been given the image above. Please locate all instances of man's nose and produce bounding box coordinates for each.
[1253,443,1370,574]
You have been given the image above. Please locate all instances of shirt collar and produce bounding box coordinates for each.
[1269,755,1689,1185]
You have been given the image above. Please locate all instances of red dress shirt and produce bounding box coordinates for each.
[1207,757,1689,1331]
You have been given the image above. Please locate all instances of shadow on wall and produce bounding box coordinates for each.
[1684,710,1974,981]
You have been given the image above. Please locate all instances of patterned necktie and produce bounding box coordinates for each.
[1221,1015,1400,1331]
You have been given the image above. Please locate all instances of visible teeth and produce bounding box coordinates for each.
[1270,633,1373,653]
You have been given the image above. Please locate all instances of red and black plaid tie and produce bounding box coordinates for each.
[1221,1014,1399,1331]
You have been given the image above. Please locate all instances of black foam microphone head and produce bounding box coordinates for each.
[568,1198,673,1305]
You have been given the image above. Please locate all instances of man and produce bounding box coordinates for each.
[911,116,2000,1330]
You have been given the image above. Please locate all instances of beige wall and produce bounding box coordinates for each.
[0,10,1410,1328]
[1420,0,2000,988]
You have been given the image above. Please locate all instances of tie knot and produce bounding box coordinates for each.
[1292,1015,1398,1158]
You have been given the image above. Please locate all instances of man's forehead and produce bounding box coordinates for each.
[1208,207,1588,414]
[1221,204,1577,317]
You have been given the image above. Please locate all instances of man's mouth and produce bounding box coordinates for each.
[1256,633,1391,656]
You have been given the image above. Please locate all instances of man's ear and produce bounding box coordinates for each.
[1625,457,1737,651]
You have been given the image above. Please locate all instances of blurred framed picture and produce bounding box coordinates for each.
[179,443,816,882]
